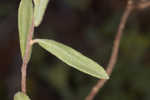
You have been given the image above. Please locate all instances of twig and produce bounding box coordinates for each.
[85,1,134,100]
[21,18,34,93]
[137,1,150,9]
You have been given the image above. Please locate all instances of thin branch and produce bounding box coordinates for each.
[21,18,34,93]
[137,1,150,9]
[85,1,134,100]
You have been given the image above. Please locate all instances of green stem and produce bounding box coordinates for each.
[21,18,34,93]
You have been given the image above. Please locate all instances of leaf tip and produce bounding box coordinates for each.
[98,71,109,79]
[101,70,109,79]
[34,21,39,27]
[104,73,109,79]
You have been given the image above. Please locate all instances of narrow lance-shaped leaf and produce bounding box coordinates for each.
[18,0,33,59]
[33,0,49,27]
[14,92,31,100]
[35,39,109,79]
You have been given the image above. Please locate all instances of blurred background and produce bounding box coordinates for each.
[0,0,150,100]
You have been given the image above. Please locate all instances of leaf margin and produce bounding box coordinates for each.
[33,0,49,27]
[33,39,109,79]
[18,0,33,59]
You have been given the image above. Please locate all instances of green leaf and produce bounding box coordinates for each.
[35,39,109,79]
[14,92,30,100]
[18,0,33,59]
[33,0,49,27]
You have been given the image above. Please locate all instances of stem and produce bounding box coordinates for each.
[30,39,39,46]
[85,1,134,100]
[137,1,150,9]
[21,18,34,93]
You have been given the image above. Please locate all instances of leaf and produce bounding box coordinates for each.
[14,92,30,100]
[18,0,33,59]
[33,0,49,27]
[35,39,109,79]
